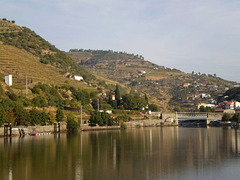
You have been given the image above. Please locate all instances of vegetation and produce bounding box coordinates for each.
[220,87,240,102]
[122,94,147,110]
[148,104,159,111]
[0,19,95,81]
[115,115,132,122]
[66,113,79,133]
[0,80,97,126]
[199,106,215,112]
[56,108,64,122]
[222,113,231,121]
[221,112,240,123]
[68,48,237,112]
[231,112,240,123]
[89,111,113,126]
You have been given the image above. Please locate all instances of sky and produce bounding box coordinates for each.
[1,0,240,82]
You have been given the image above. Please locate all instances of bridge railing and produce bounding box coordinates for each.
[177,112,208,118]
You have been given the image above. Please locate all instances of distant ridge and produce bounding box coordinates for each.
[68,49,237,111]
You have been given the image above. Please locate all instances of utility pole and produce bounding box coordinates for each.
[97,99,99,111]
[26,72,28,96]
[80,106,82,124]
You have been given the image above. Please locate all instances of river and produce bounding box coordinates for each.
[1,127,240,180]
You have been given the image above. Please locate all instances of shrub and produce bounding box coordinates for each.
[222,113,231,121]
[56,108,64,122]
[89,111,113,126]
[148,104,159,111]
[115,115,132,122]
[231,112,240,123]
[67,113,79,133]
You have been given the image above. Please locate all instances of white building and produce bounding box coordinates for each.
[74,75,84,81]
[5,75,12,86]
[234,101,240,110]
[198,103,215,109]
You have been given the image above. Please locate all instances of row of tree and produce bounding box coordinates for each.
[222,112,240,122]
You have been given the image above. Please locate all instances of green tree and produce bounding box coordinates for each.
[222,113,231,121]
[115,84,120,106]
[89,111,113,126]
[231,112,240,123]
[144,94,148,104]
[148,104,159,111]
[199,106,205,112]
[67,113,79,133]
[56,108,64,122]
[13,103,29,125]
[0,106,6,126]
[32,96,48,108]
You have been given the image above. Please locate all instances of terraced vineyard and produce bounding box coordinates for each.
[0,43,96,91]
[69,49,238,111]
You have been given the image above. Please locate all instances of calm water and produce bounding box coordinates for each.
[1,127,240,180]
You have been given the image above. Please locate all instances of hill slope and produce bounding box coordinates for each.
[68,49,238,111]
[0,19,95,82]
[0,19,125,92]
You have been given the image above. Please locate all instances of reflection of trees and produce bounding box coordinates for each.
[0,127,238,180]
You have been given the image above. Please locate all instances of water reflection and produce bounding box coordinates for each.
[1,127,240,180]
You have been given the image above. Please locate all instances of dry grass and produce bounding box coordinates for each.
[0,43,95,91]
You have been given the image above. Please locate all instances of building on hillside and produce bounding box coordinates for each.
[225,101,235,110]
[200,93,211,98]
[73,75,84,81]
[111,95,116,100]
[99,110,112,114]
[5,75,12,86]
[216,101,240,111]
[198,103,215,109]
[183,83,191,88]
[234,101,240,110]
[215,109,235,114]
[101,89,110,97]
[138,70,146,76]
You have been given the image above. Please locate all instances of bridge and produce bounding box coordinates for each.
[151,112,223,126]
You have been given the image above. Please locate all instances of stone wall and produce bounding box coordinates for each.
[0,122,67,136]
[207,113,223,119]
[125,119,177,128]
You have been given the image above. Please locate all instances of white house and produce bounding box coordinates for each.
[198,103,215,109]
[5,75,12,86]
[74,75,84,81]
[234,101,240,110]
[111,95,116,100]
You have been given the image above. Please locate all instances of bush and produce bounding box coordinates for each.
[32,96,48,107]
[40,58,49,64]
[89,111,113,126]
[56,108,64,122]
[120,120,126,129]
[148,104,159,111]
[231,112,240,123]
[115,115,132,122]
[29,109,49,125]
[67,113,79,133]
[222,113,231,121]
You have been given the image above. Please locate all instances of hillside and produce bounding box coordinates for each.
[0,19,96,82]
[0,19,130,127]
[0,19,128,91]
[219,87,240,102]
[68,49,238,111]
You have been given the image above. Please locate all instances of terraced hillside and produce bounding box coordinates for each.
[0,19,96,83]
[68,49,238,111]
[0,43,96,91]
[0,19,125,93]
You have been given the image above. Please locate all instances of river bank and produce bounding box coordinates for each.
[0,119,179,136]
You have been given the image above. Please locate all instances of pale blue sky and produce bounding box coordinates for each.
[1,0,240,82]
